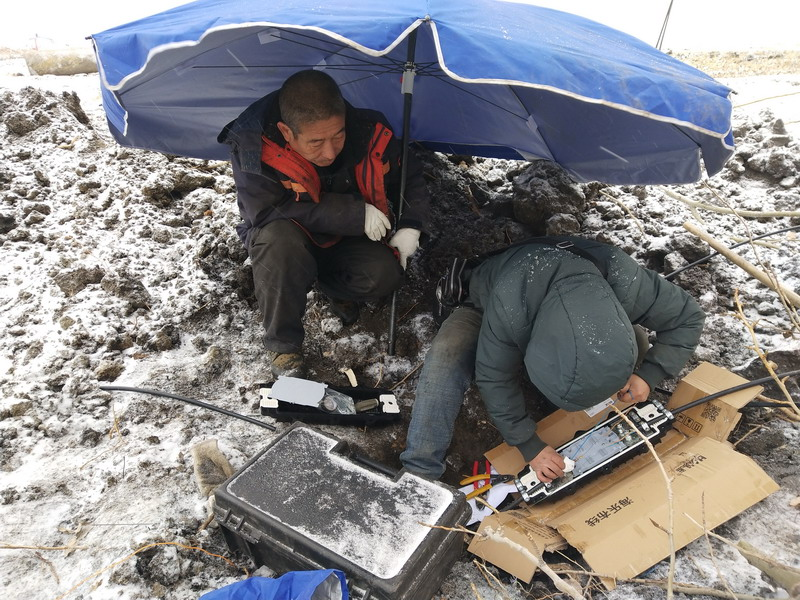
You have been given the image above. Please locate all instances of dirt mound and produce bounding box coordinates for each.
[1,81,798,599]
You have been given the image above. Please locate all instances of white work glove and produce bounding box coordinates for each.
[364,203,391,241]
[388,227,421,269]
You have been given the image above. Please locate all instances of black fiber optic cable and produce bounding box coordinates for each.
[669,369,800,415]
[99,385,277,431]
[664,224,800,281]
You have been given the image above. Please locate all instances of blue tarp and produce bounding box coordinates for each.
[200,570,348,600]
[90,0,734,184]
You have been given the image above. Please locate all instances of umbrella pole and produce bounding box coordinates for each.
[387,29,418,356]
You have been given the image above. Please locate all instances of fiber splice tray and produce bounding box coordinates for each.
[214,424,470,600]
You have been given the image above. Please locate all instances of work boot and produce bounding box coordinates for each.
[329,299,360,326]
[268,351,306,379]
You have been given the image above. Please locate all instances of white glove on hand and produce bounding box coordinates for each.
[388,227,421,269]
[364,203,391,241]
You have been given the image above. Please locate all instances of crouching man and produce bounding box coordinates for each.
[400,236,705,482]
[218,70,430,378]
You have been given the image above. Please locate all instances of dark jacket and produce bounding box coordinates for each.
[218,91,430,248]
[468,237,705,461]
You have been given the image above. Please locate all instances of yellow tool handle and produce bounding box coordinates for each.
[460,473,492,485]
[465,484,491,500]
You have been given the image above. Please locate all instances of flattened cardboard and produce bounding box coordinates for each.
[467,509,567,582]
[549,436,779,580]
[667,361,763,441]
[469,363,778,585]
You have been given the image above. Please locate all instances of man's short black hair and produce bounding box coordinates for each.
[278,70,346,135]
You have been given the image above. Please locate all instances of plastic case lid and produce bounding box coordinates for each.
[223,426,458,580]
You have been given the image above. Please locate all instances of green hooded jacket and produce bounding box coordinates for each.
[468,237,705,461]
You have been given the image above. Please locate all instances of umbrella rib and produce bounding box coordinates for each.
[428,74,529,122]
[193,31,413,73]
[274,29,409,70]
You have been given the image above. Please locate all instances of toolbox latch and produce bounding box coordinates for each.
[215,508,261,544]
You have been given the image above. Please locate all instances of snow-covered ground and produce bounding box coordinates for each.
[0,54,798,599]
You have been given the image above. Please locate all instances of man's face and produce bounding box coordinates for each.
[277,115,346,167]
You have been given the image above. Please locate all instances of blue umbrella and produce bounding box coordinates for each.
[90,0,734,186]
[90,0,735,353]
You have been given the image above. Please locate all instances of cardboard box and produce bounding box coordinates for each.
[468,362,778,585]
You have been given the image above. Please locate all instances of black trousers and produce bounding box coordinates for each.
[249,219,404,353]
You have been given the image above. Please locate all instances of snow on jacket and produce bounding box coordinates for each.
[468,237,705,461]
[217,90,430,249]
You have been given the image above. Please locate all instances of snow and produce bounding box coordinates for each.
[0,56,798,599]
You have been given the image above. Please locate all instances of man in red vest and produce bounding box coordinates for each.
[219,70,430,377]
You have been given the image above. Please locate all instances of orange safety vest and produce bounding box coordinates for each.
[260,122,393,217]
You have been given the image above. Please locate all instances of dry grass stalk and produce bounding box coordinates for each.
[735,90,800,109]
[705,185,800,332]
[473,495,501,515]
[0,543,86,551]
[390,361,423,390]
[628,579,770,600]
[684,222,800,310]
[729,236,783,250]
[733,424,766,448]
[470,581,484,600]
[611,405,676,599]
[696,494,739,600]
[80,404,125,470]
[665,188,800,219]
[734,290,800,417]
[683,514,800,594]
[473,559,513,599]
[373,361,384,388]
[599,189,645,235]
[422,522,585,600]
[35,551,60,584]
[553,569,772,600]
[399,301,419,323]
[477,526,585,600]
[53,541,246,600]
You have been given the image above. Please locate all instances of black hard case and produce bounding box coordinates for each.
[214,424,469,600]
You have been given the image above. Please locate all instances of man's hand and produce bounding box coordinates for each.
[388,228,420,269]
[616,374,650,404]
[529,446,565,483]
[364,204,391,241]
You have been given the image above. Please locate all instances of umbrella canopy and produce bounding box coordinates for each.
[90,0,734,184]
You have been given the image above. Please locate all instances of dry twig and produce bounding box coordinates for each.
[81,404,125,470]
[421,522,584,599]
[473,559,512,599]
[665,188,800,219]
[599,189,645,235]
[53,541,246,600]
[35,552,60,584]
[553,569,772,600]
[390,361,423,390]
[705,185,800,332]
[734,290,800,417]
[696,494,739,600]
[732,424,765,448]
[478,527,585,600]
[612,406,676,599]
[735,90,800,109]
[684,223,800,310]
[1,543,86,551]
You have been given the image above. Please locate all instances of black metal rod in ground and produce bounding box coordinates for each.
[388,28,419,356]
